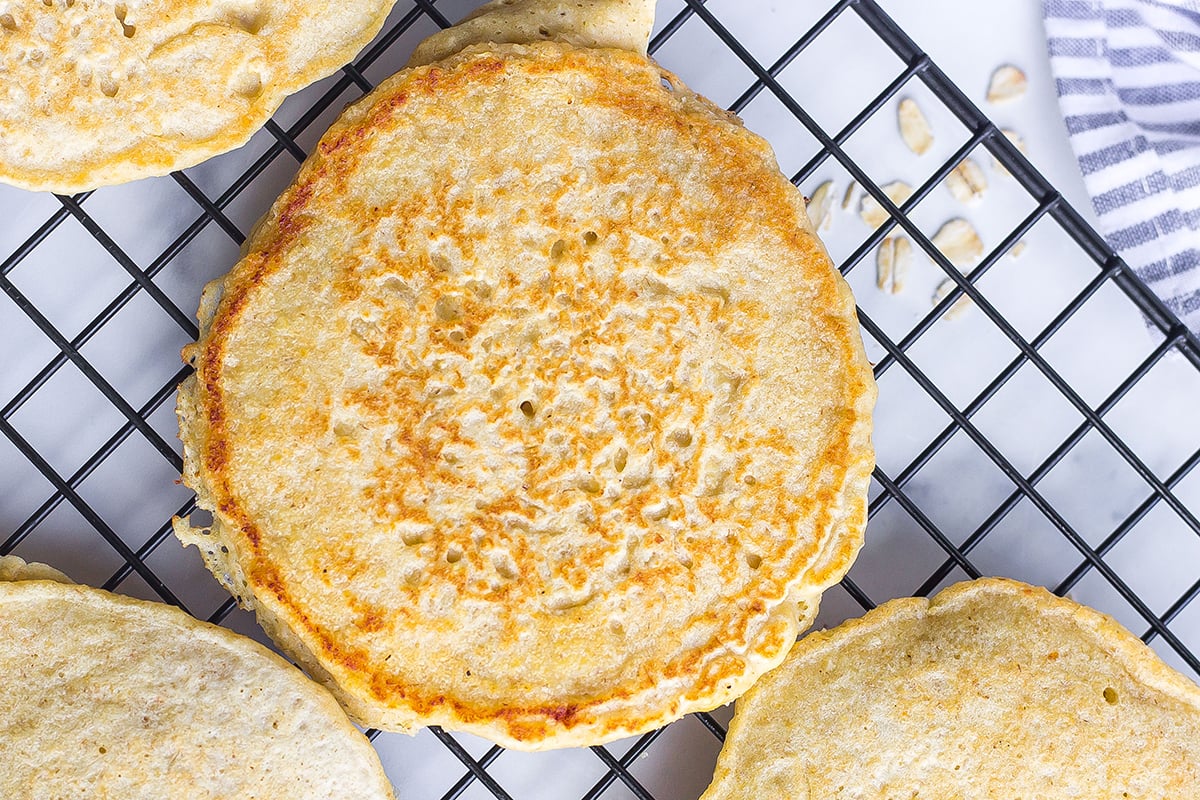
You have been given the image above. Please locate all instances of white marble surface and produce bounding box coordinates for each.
[0,2,1198,799]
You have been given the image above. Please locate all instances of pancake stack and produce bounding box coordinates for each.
[174,9,876,750]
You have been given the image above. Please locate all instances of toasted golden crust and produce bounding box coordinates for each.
[176,42,876,749]
[0,578,395,799]
[702,578,1200,800]
[0,0,395,193]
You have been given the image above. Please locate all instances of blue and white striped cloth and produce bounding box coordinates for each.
[1045,0,1200,334]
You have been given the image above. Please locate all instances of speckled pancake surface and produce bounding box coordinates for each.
[0,562,395,799]
[0,0,395,193]
[175,41,876,749]
[702,578,1200,800]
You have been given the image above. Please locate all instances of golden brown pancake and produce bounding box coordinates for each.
[175,40,875,749]
[0,0,395,193]
[702,577,1200,800]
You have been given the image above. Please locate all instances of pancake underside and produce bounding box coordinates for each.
[177,42,876,748]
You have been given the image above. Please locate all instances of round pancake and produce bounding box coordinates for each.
[0,560,394,799]
[702,577,1200,800]
[0,0,395,193]
[175,42,876,749]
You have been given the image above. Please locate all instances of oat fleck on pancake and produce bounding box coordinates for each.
[175,42,876,749]
[702,578,1200,800]
[0,0,395,193]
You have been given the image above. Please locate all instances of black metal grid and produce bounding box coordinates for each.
[1,1,1199,798]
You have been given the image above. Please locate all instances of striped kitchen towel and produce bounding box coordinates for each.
[1044,0,1200,335]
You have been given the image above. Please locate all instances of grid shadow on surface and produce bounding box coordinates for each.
[1,1,1199,798]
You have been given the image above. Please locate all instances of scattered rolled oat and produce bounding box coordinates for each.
[932,278,954,305]
[992,129,1029,177]
[945,158,988,205]
[842,180,859,211]
[876,238,895,291]
[875,237,914,294]
[892,237,913,293]
[932,278,973,319]
[807,179,835,231]
[987,64,1028,104]
[932,218,984,269]
[898,98,934,156]
[1010,239,1028,258]
[860,181,914,228]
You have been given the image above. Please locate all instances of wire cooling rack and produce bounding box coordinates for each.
[2,1,1199,798]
